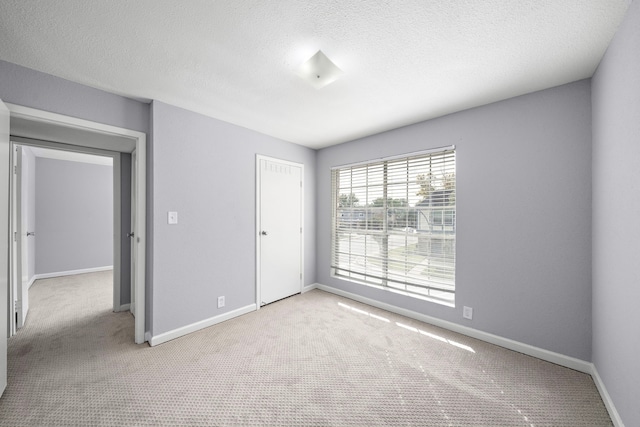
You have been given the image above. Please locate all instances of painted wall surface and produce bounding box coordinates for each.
[35,158,113,274]
[150,101,316,336]
[22,147,36,284]
[317,81,593,360]
[592,1,640,425]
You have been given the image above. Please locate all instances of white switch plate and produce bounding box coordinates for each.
[168,211,178,225]
[217,296,225,308]
[463,306,473,320]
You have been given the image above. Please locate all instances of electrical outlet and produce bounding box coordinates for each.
[217,296,225,308]
[168,211,178,225]
[463,306,473,320]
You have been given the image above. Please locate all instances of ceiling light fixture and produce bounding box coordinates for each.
[297,50,343,89]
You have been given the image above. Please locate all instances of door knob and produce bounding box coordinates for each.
[127,232,135,238]
[261,231,268,236]
[26,231,35,237]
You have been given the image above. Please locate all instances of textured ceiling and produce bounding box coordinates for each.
[0,0,630,149]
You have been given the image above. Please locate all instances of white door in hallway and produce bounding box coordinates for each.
[0,99,10,397]
[9,144,31,330]
[257,156,303,306]
[11,146,29,330]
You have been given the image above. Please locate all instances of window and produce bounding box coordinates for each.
[331,148,456,305]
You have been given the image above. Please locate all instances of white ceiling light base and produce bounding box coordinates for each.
[297,50,343,89]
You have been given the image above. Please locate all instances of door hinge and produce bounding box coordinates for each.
[300,227,302,233]
[14,165,17,174]
[300,273,302,280]
[14,231,17,242]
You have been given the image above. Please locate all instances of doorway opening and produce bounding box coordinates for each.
[10,143,117,334]
[6,103,147,344]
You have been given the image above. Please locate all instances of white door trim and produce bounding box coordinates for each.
[9,145,19,335]
[0,99,10,397]
[6,103,147,344]
[255,154,304,309]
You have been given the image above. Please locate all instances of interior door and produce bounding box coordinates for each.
[13,146,28,328]
[0,99,11,397]
[258,156,302,305]
[19,147,29,327]
[9,146,17,335]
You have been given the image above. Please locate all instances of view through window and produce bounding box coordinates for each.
[331,148,456,304]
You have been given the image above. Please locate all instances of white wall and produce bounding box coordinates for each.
[592,0,640,425]
[35,158,113,275]
[317,80,593,361]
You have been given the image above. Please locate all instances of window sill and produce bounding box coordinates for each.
[331,273,455,308]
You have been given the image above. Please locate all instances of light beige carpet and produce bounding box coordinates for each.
[0,271,611,426]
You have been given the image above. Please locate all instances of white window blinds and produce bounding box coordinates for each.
[331,148,456,304]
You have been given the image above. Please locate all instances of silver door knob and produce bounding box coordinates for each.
[26,231,35,237]
[127,232,135,238]
[261,231,268,236]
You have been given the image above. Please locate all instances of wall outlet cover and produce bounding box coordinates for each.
[463,306,473,320]
[217,296,225,308]
[168,211,178,225]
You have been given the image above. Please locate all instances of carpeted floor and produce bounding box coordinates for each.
[0,271,612,426]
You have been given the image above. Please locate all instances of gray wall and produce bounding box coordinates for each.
[317,80,593,360]
[35,158,113,274]
[22,147,36,283]
[150,101,316,336]
[592,1,640,425]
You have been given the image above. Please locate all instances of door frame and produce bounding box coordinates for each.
[1,99,10,397]
[6,103,147,344]
[255,154,304,309]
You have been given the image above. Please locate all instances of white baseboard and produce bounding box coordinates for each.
[34,266,114,281]
[302,283,318,293]
[149,303,257,347]
[315,283,592,374]
[116,303,130,312]
[27,276,37,289]
[144,331,152,344]
[590,364,625,427]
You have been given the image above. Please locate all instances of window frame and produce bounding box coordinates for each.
[330,147,456,306]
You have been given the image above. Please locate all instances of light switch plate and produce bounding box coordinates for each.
[168,211,178,225]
